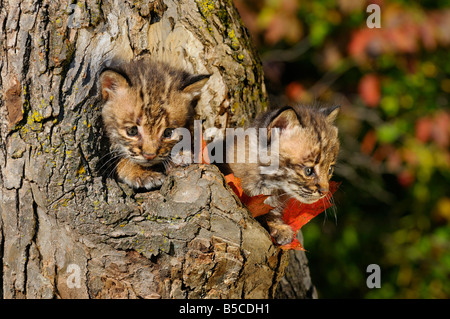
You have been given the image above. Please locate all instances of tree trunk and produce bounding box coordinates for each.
[0,0,312,298]
[275,233,318,299]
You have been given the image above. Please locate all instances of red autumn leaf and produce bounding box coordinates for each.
[361,130,377,155]
[358,74,381,107]
[397,170,415,188]
[198,133,211,164]
[225,173,273,217]
[279,181,340,250]
[244,194,272,218]
[415,116,433,143]
[225,173,244,198]
[285,81,305,102]
[431,111,450,148]
[224,173,340,251]
[348,29,378,59]
[277,236,305,251]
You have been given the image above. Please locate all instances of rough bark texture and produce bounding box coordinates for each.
[275,233,318,299]
[0,0,314,298]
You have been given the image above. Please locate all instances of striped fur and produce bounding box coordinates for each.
[227,105,340,244]
[99,57,209,189]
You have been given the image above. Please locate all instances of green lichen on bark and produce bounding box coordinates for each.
[194,0,268,126]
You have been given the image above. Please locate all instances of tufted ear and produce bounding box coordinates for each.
[180,74,210,96]
[320,105,340,124]
[99,69,130,101]
[267,106,300,132]
[266,106,300,142]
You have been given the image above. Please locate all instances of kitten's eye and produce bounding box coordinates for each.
[126,126,139,137]
[328,166,334,175]
[163,128,175,138]
[304,167,314,177]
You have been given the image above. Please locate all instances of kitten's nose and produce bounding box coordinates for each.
[142,152,157,160]
[318,187,329,196]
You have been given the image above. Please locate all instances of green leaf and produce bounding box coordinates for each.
[310,21,329,46]
[377,123,399,143]
[381,96,399,117]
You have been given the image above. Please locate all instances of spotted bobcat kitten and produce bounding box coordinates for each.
[227,105,340,245]
[99,57,210,189]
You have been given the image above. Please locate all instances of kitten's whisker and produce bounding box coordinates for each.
[107,162,119,180]
[280,194,292,206]
[98,156,121,174]
[97,149,129,182]
[322,192,338,225]
[162,156,172,171]
[105,158,125,180]
[96,150,121,163]
[331,194,338,224]
[97,153,125,173]
[321,197,329,226]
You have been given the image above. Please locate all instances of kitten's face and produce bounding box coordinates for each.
[99,61,209,166]
[101,86,186,166]
[265,106,340,204]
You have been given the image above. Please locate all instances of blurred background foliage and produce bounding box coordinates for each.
[233,0,450,298]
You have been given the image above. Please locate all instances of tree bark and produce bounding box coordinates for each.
[275,233,318,299]
[0,0,312,298]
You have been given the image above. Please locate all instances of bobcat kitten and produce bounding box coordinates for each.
[226,105,340,245]
[99,57,209,189]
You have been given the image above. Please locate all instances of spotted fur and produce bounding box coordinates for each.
[99,57,209,189]
[227,105,340,244]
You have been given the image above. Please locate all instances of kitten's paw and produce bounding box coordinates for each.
[269,224,295,246]
[116,158,166,190]
[138,171,166,189]
[119,170,166,190]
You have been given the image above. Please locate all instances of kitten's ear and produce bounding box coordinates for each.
[99,70,130,101]
[320,105,340,124]
[267,107,300,132]
[266,106,300,142]
[180,74,210,96]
